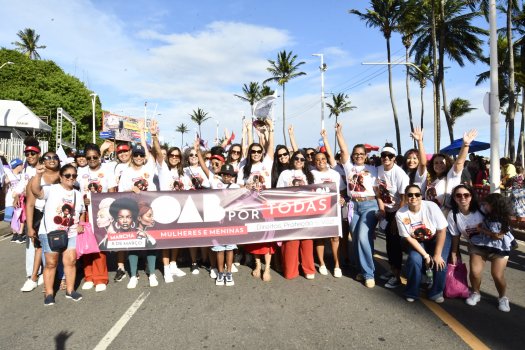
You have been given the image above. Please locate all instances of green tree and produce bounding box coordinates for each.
[189,108,210,138]
[12,28,47,60]
[234,82,260,116]
[176,123,189,148]
[408,56,432,129]
[448,97,475,136]
[0,49,101,146]
[259,85,275,98]
[264,50,306,146]
[326,93,356,152]
[350,0,407,154]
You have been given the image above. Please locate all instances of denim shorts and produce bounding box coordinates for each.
[39,234,77,254]
[211,244,237,252]
[468,244,509,261]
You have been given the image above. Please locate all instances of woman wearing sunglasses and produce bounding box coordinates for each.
[276,150,316,279]
[226,143,244,173]
[448,185,513,312]
[31,163,85,305]
[78,143,117,292]
[396,184,450,303]
[414,129,478,211]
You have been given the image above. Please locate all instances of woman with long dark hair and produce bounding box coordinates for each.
[271,144,290,188]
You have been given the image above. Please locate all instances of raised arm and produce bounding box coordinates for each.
[321,129,336,168]
[265,119,275,160]
[410,127,427,176]
[454,129,478,174]
[288,125,298,152]
[194,138,210,178]
[149,119,164,165]
[138,119,153,161]
[335,122,350,164]
[30,164,46,199]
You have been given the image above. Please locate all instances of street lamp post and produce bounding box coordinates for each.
[90,93,97,143]
[0,61,14,70]
[362,61,438,153]
[312,54,327,130]
[211,117,219,145]
[489,0,500,193]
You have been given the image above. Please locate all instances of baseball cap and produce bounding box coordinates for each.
[116,144,130,153]
[219,164,236,176]
[75,149,86,158]
[132,144,146,155]
[10,158,23,169]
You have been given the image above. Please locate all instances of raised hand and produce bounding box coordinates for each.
[288,125,294,134]
[149,119,159,135]
[463,129,478,145]
[320,129,328,139]
[411,127,424,142]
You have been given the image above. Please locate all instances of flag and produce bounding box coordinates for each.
[253,95,277,119]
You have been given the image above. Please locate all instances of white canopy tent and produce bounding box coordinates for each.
[0,100,51,132]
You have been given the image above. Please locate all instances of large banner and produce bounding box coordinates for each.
[89,183,341,251]
[102,112,152,143]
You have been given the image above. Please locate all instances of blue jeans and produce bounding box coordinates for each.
[349,200,378,280]
[404,231,452,300]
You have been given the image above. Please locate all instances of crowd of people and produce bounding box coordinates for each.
[0,119,518,311]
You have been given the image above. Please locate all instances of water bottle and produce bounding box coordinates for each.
[425,267,433,287]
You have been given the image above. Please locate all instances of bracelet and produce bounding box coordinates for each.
[423,254,430,259]
[151,134,158,137]
[463,143,470,146]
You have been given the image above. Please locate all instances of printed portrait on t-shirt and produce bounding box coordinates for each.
[249,173,267,191]
[377,179,393,204]
[133,177,149,191]
[425,185,439,206]
[292,178,305,186]
[88,181,103,193]
[348,174,366,192]
[53,202,75,227]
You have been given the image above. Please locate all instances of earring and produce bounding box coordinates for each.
[115,222,121,230]
[131,222,136,229]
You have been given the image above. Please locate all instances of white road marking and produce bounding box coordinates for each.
[93,291,150,350]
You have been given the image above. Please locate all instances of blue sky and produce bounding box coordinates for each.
[0,0,506,155]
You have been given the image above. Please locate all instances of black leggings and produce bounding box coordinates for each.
[385,211,402,270]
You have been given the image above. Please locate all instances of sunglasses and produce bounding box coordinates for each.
[62,173,78,179]
[406,192,422,198]
[455,192,471,199]
[306,152,314,157]
[188,153,198,157]
[42,155,60,161]
[169,154,181,158]
[211,161,221,167]
[294,156,306,162]
[353,152,366,157]
[278,152,289,158]
[25,151,38,157]
[86,156,99,161]
[133,154,146,158]
[205,157,211,160]
[231,150,241,155]
[251,149,263,154]
[380,152,396,159]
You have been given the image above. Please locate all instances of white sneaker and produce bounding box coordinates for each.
[169,262,186,277]
[163,266,174,283]
[37,275,44,286]
[333,267,342,278]
[305,274,315,280]
[149,274,159,287]
[20,278,38,292]
[230,264,239,273]
[95,284,107,292]
[209,268,218,279]
[81,281,94,290]
[498,296,510,312]
[127,276,138,289]
[319,265,328,275]
[466,292,481,306]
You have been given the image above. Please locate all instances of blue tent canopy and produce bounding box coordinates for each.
[440,138,490,156]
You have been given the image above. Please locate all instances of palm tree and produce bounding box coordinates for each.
[411,0,487,144]
[189,108,210,138]
[264,50,306,146]
[12,28,46,59]
[448,97,476,138]
[350,0,407,154]
[408,56,432,129]
[259,85,275,98]
[176,123,189,148]
[234,82,261,116]
[326,93,356,152]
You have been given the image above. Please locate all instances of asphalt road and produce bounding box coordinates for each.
[0,221,523,350]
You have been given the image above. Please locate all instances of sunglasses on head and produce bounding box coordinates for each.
[42,155,60,161]
[381,152,396,159]
[455,192,471,199]
[406,192,422,198]
[251,149,263,154]
[278,152,289,158]
[294,156,306,162]
[62,173,78,179]
[86,156,99,161]
[25,151,38,157]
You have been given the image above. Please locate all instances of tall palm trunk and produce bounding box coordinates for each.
[386,37,402,154]
[334,114,339,154]
[518,88,524,162]
[438,0,454,145]
[282,84,287,147]
[420,86,425,130]
[507,0,517,161]
[441,79,455,143]
[405,46,416,148]
[181,132,184,148]
[431,0,441,152]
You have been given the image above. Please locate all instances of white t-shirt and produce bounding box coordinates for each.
[342,161,377,199]
[79,165,117,195]
[237,155,273,189]
[419,167,462,208]
[276,169,308,188]
[14,164,36,195]
[209,172,241,190]
[39,184,85,238]
[332,164,347,192]
[312,168,341,188]
[447,210,484,239]
[377,164,410,212]
[183,165,211,189]
[118,161,158,192]
[113,162,129,187]
[396,201,448,239]
[4,168,21,207]
[158,162,192,191]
